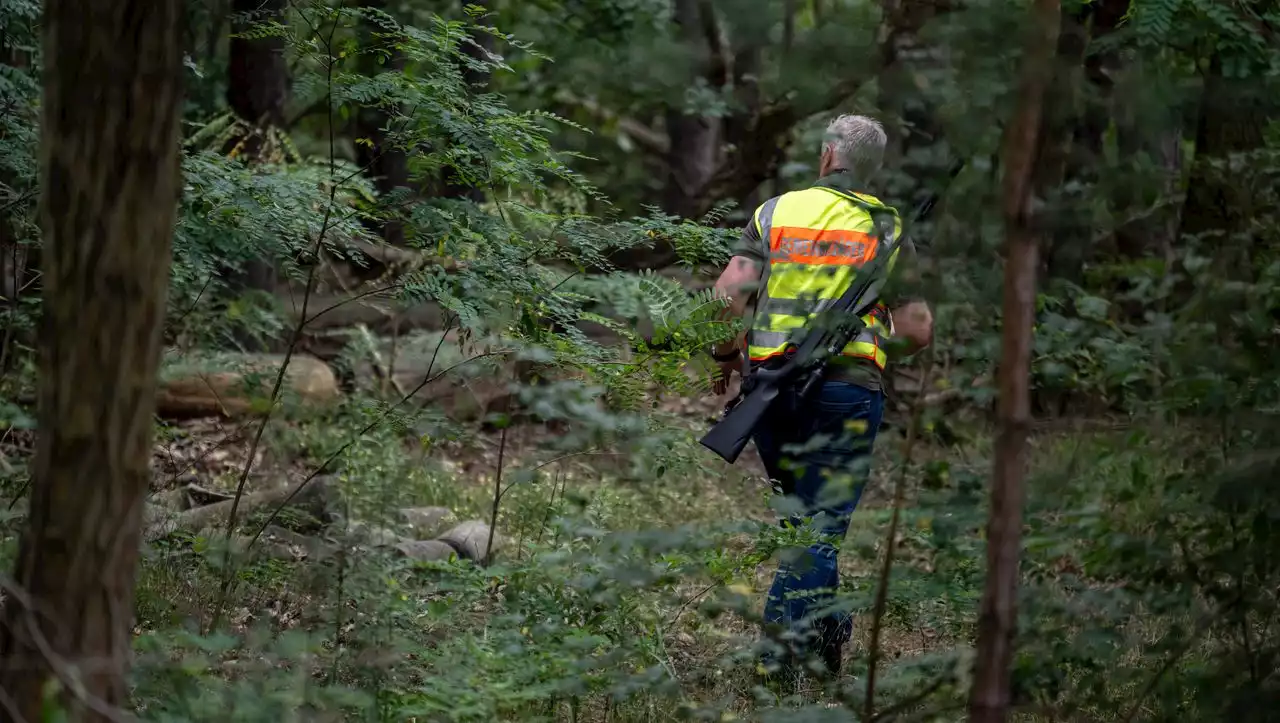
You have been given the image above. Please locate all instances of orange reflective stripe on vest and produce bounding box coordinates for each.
[746,185,901,370]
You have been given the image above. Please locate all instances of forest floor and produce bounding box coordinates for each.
[128,378,994,718]
[1,375,1158,721]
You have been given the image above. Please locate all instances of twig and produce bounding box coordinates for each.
[243,348,511,551]
[664,581,720,633]
[1120,609,1218,723]
[0,575,134,722]
[210,6,346,631]
[357,322,407,397]
[485,418,509,565]
[870,675,948,722]
[865,346,935,721]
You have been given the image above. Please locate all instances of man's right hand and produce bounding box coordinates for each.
[889,300,934,356]
[712,359,739,396]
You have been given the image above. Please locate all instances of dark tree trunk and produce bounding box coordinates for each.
[1035,3,1091,286]
[355,0,411,247]
[225,0,289,342]
[662,0,723,222]
[968,0,1060,720]
[610,0,722,270]
[1179,53,1271,265]
[440,0,493,202]
[876,0,952,205]
[0,1,184,719]
[226,0,288,157]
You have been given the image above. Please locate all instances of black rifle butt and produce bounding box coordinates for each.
[698,386,777,464]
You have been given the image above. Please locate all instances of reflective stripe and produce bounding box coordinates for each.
[745,186,901,371]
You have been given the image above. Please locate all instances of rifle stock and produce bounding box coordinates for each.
[699,383,779,464]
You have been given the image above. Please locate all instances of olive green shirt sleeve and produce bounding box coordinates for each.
[883,236,923,308]
[731,204,769,263]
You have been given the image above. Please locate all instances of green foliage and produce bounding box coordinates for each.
[2,0,1280,721]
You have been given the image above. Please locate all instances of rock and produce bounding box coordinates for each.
[350,331,515,421]
[185,483,235,508]
[398,506,456,539]
[156,353,340,418]
[144,476,337,542]
[437,520,503,562]
[149,487,189,512]
[394,540,457,562]
[341,520,409,547]
[148,483,238,513]
[261,525,340,561]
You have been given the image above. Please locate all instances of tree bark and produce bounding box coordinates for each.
[0,1,184,719]
[226,0,289,158]
[1035,3,1091,287]
[1179,52,1271,265]
[355,0,412,248]
[968,0,1060,720]
[225,0,289,344]
[440,0,493,202]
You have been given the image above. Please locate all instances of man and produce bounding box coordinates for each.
[708,114,934,678]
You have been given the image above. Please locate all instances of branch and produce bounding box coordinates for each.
[707,0,957,205]
[866,346,935,719]
[552,90,670,156]
[697,0,730,87]
[343,236,464,271]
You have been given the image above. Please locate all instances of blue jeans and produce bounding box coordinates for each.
[753,381,884,658]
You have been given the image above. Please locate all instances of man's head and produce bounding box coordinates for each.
[819,114,887,180]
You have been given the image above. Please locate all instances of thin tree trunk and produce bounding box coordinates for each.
[225,0,288,323]
[355,0,411,247]
[1179,52,1270,273]
[968,0,1060,720]
[226,0,289,157]
[0,1,184,719]
[661,0,721,221]
[440,0,493,202]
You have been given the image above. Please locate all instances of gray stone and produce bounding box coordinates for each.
[261,525,340,561]
[394,539,458,562]
[398,506,456,539]
[343,520,409,547]
[437,520,503,561]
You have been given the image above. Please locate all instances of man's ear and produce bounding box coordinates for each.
[819,145,832,176]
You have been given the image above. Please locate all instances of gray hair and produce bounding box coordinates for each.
[823,114,887,180]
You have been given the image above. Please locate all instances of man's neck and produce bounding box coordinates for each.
[816,168,863,193]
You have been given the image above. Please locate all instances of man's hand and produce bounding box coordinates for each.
[708,254,760,397]
[889,300,934,357]
[712,357,741,396]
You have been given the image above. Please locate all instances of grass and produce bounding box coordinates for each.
[0,388,1253,722]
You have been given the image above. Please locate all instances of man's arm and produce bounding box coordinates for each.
[710,210,767,358]
[885,237,934,356]
[711,255,762,357]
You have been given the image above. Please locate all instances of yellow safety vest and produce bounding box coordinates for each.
[745,185,902,370]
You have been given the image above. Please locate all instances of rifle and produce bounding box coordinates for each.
[699,164,961,464]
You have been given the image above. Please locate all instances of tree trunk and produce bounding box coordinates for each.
[968,0,1059,720]
[440,0,493,202]
[609,0,722,270]
[1035,3,1091,287]
[1179,52,1271,271]
[225,0,289,345]
[662,0,722,222]
[0,1,184,719]
[226,0,289,157]
[355,0,411,248]
[876,0,952,204]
